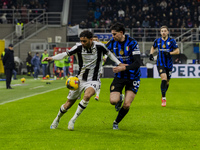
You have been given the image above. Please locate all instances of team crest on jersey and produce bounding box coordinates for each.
[167,42,170,45]
[163,44,166,48]
[160,69,163,73]
[126,46,129,51]
[111,86,115,90]
[120,50,124,55]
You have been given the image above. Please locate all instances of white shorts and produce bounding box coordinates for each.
[67,80,101,100]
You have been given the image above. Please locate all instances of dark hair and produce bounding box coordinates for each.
[93,35,98,38]
[80,30,93,39]
[36,52,39,54]
[110,22,125,34]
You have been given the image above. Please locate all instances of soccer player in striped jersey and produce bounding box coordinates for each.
[106,22,141,130]
[149,26,180,107]
[43,30,126,130]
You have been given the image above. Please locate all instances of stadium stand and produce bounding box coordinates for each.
[84,0,200,29]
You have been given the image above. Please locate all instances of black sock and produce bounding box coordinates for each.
[115,107,129,123]
[166,84,169,92]
[161,80,167,97]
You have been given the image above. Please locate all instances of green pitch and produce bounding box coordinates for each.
[0,77,199,150]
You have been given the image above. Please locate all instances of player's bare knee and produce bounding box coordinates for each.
[123,103,131,109]
[110,97,118,105]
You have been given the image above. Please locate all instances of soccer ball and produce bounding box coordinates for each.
[21,78,26,83]
[46,74,50,79]
[66,76,79,90]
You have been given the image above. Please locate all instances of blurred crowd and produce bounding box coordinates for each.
[79,0,200,29]
[0,0,48,24]
[0,0,48,10]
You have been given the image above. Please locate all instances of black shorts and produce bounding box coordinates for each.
[157,66,172,79]
[110,77,140,94]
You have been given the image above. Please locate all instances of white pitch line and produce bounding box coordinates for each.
[0,86,65,105]
[30,85,44,90]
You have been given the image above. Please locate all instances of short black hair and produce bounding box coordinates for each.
[80,30,93,39]
[93,35,98,38]
[110,22,125,34]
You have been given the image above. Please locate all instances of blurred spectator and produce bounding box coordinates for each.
[0,13,7,24]
[186,18,193,28]
[14,10,21,24]
[142,16,149,28]
[118,7,125,17]
[160,0,167,10]
[2,2,8,9]
[91,19,99,28]
[79,21,87,28]
[105,17,111,28]
[142,4,149,12]
[94,8,101,20]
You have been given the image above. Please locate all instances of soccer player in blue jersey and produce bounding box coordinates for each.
[106,22,141,130]
[149,26,179,107]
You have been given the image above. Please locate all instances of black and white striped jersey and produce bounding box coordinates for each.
[52,41,121,81]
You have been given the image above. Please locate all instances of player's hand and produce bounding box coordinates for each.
[118,63,128,66]
[113,66,125,73]
[43,57,53,62]
[149,54,154,61]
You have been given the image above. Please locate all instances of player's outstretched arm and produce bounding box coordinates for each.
[43,57,53,62]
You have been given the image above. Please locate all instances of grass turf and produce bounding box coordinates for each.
[0,77,199,150]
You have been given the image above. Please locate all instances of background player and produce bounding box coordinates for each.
[43,30,125,130]
[149,25,180,107]
[106,22,141,130]
[92,35,107,101]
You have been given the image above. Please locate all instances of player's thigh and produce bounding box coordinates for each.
[67,80,87,100]
[83,87,96,100]
[83,80,101,100]
[110,91,121,104]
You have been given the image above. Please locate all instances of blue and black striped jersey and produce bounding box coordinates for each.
[153,37,178,69]
[106,35,141,80]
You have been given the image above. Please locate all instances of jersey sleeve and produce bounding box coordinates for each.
[131,41,141,56]
[171,39,179,49]
[106,39,112,50]
[153,39,158,48]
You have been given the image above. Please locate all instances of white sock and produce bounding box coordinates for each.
[96,89,100,97]
[56,104,68,120]
[70,99,89,122]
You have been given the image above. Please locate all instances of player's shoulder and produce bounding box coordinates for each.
[153,38,160,43]
[126,35,138,45]
[75,42,82,47]
[168,37,176,42]
[71,42,82,49]
[94,41,106,48]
